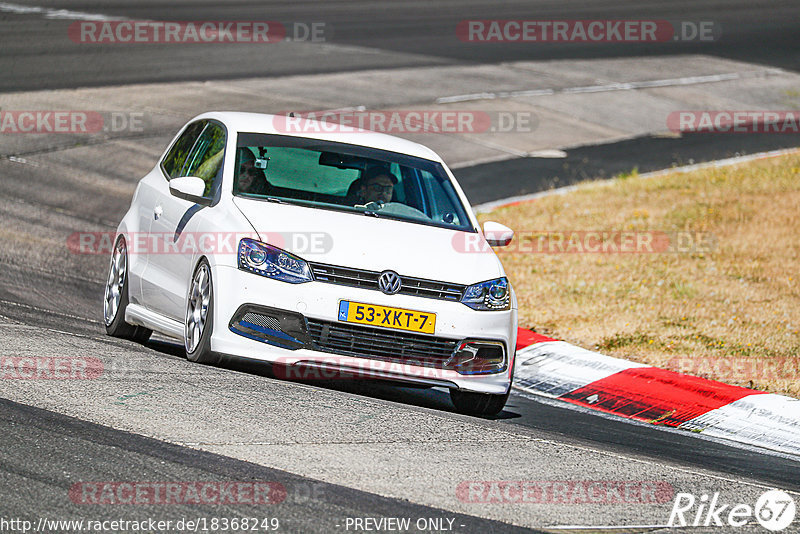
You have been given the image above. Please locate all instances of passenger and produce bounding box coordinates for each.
[236,148,271,195]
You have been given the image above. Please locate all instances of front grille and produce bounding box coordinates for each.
[309,263,378,290]
[306,318,459,368]
[308,262,466,302]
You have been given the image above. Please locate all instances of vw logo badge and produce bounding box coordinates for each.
[378,270,402,295]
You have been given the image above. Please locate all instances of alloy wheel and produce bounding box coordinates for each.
[103,239,127,326]
[185,263,211,353]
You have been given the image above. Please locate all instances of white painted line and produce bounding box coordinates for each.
[680,394,800,457]
[450,136,530,158]
[514,341,645,398]
[7,156,39,166]
[561,72,744,94]
[472,146,800,213]
[450,153,523,169]
[437,89,554,104]
[454,148,569,169]
[0,2,39,14]
[437,69,784,104]
[528,149,568,158]
[0,2,128,21]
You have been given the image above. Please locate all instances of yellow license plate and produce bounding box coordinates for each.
[338,300,436,334]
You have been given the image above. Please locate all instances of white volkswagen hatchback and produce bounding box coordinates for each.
[104,112,517,415]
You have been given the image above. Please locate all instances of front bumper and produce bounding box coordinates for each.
[210,265,517,394]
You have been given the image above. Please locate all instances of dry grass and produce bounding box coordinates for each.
[482,153,800,396]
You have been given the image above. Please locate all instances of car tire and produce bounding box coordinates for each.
[450,389,509,417]
[103,236,152,343]
[184,259,221,364]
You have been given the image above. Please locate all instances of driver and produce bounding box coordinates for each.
[358,166,397,204]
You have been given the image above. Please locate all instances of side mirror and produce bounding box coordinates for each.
[483,221,514,247]
[169,176,211,206]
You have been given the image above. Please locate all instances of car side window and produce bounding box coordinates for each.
[421,169,463,226]
[181,122,227,196]
[161,121,206,179]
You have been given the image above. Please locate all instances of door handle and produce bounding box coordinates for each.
[154,205,163,220]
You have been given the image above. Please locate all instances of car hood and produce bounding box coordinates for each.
[232,197,504,285]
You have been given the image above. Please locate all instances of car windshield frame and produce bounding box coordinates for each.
[232,133,477,233]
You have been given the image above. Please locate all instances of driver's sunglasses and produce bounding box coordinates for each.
[367,183,393,193]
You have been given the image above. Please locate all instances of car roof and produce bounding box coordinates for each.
[193,111,443,162]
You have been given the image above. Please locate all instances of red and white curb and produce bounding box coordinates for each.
[513,329,800,457]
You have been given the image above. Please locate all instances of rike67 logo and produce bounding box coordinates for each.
[668,489,796,531]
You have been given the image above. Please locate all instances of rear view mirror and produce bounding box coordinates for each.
[483,221,514,247]
[319,151,364,170]
[169,176,211,206]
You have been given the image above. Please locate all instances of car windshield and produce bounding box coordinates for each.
[233,133,475,232]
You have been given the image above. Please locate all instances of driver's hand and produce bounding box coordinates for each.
[358,201,384,210]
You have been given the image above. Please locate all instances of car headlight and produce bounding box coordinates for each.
[461,277,510,311]
[238,238,312,284]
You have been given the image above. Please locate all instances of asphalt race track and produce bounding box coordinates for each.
[0,397,540,533]
[1,1,799,532]
[1,0,798,91]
